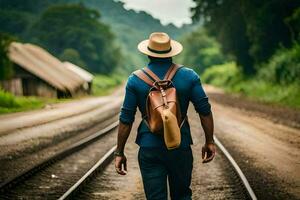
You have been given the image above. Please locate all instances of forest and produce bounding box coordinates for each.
[0,1,117,75]
[0,0,188,76]
[178,0,300,108]
[0,0,300,111]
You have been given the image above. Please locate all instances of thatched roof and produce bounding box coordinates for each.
[64,62,94,83]
[8,42,85,93]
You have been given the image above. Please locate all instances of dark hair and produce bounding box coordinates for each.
[148,56,171,60]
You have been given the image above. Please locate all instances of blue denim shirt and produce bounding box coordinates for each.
[119,57,211,148]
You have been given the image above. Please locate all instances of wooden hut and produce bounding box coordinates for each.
[64,62,94,94]
[1,42,90,98]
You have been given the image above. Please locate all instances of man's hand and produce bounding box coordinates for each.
[202,143,216,163]
[115,155,127,175]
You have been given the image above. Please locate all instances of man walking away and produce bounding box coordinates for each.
[114,32,215,200]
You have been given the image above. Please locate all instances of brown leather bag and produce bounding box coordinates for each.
[133,63,184,149]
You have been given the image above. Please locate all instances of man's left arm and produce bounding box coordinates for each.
[189,70,216,163]
[115,122,132,175]
[115,74,137,175]
[199,112,216,163]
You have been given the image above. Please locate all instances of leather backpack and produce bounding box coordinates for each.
[133,63,185,149]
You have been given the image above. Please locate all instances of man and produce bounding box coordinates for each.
[115,32,215,200]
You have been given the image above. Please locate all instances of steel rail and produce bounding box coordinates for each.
[60,136,258,200]
[0,121,119,192]
[214,136,257,200]
[58,145,117,200]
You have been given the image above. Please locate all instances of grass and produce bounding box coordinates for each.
[202,62,300,109]
[91,73,125,96]
[0,89,46,114]
[228,80,300,109]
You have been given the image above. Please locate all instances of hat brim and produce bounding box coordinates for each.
[137,39,183,58]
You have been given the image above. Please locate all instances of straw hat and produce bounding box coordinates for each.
[137,32,183,58]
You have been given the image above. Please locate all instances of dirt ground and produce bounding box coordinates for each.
[204,85,300,199]
[204,84,300,129]
[0,87,124,136]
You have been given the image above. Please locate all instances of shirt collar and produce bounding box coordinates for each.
[148,57,173,66]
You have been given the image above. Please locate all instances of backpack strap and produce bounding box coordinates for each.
[133,69,154,87]
[133,63,182,86]
[144,63,183,81]
[143,67,161,82]
[163,63,175,80]
[164,63,174,80]
[165,63,182,80]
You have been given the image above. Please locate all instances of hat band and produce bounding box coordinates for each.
[147,46,172,54]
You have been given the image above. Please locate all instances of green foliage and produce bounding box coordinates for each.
[285,7,300,42]
[258,43,300,85]
[59,48,86,69]
[192,0,300,75]
[31,4,120,74]
[229,80,300,108]
[0,9,32,38]
[191,0,300,108]
[202,62,242,87]
[192,0,254,74]
[0,88,19,108]
[0,88,44,113]
[0,0,62,13]
[92,74,124,96]
[0,0,63,40]
[177,28,225,73]
[0,32,15,80]
[202,62,300,108]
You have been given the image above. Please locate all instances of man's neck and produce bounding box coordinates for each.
[148,57,173,67]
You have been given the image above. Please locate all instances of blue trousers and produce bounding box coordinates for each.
[138,147,193,200]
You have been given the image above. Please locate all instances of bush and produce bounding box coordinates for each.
[258,43,300,85]
[0,88,44,113]
[202,61,300,108]
[92,74,124,96]
[201,62,242,87]
[0,88,20,108]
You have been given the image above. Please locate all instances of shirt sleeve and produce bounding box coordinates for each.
[189,70,211,116]
[119,74,138,124]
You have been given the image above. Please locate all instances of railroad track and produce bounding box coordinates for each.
[57,136,257,199]
[0,121,119,199]
[214,136,257,200]
[0,119,257,199]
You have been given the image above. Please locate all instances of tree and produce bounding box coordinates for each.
[0,32,15,80]
[0,0,62,13]
[31,4,121,74]
[60,48,86,69]
[0,0,64,41]
[192,0,300,75]
[0,10,31,39]
[285,7,300,42]
[177,28,225,74]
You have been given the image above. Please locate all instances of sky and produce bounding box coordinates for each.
[119,0,196,27]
